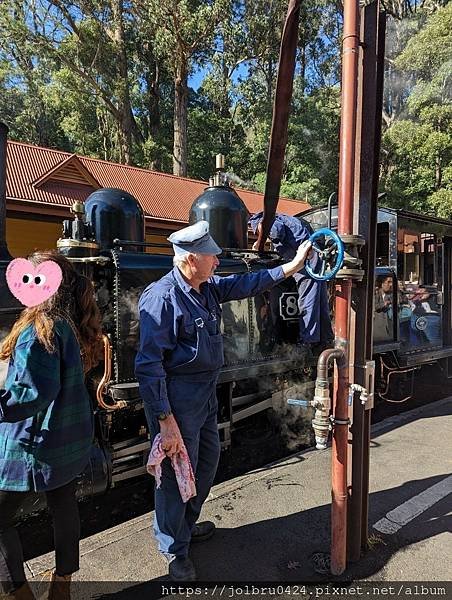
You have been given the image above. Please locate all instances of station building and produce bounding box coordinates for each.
[5,141,309,257]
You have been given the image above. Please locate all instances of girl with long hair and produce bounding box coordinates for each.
[0,251,103,600]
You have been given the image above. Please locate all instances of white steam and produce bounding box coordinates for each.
[225,172,259,192]
[269,379,316,451]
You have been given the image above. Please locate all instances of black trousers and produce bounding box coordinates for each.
[0,479,80,593]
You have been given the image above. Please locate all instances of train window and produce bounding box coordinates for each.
[376,222,390,266]
[396,229,443,351]
[421,233,437,286]
[397,230,438,286]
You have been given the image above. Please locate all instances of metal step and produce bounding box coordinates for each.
[111,437,149,484]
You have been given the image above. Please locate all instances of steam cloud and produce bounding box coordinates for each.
[225,172,259,192]
[270,379,315,451]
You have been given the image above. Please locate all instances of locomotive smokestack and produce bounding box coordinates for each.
[0,123,12,261]
[189,156,249,250]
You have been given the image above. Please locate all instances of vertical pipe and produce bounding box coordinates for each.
[337,0,360,237]
[348,1,380,562]
[0,123,12,261]
[331,0,360,577]
[331,280,352,576]
[361,9,386,552]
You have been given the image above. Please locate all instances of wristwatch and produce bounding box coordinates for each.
[157,411,172,421]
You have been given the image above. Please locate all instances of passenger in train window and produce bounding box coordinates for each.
[374,275,393,313]
[374,275,394,342]
[135,220,312,582]
[375,276,411,314]
[409,288,434,314]
[396,282,413,344]
[0,251,103,600]
[248,212,334,349]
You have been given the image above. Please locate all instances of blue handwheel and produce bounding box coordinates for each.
[305,228,344,281]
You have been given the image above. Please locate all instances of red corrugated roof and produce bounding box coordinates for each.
[6,140,310,222]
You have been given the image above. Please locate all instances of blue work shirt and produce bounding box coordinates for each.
[135,265,285,417]
[249,212,313,262]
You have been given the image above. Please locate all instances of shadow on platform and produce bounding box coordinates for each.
[93,472,451,598]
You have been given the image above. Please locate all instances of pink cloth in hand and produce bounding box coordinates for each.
[146,433,197,503]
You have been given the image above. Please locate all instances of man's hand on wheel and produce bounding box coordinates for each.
[282,239,313,278]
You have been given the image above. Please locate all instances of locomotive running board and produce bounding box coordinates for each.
[400,346,452,367]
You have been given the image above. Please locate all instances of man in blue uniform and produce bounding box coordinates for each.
[249,212,334,348]
[135,220,311,581]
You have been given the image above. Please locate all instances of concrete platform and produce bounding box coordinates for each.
[25,397,451,596]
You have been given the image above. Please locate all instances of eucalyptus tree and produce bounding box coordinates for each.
[139,0,230,176]
[0,0,146,164]
[0,1,70,147]
[381,2,452,216]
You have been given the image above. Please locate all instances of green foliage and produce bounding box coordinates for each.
[187,100,250,181]
[381,3,452,217]
[428,188,452,219]
[395,3,452,76]
[0,0,450,218]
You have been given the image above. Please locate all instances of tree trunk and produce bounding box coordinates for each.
[299,42,306,96]
[173,58,188,177]
[112,0,134,164]
[146,62,161,170]
[266,56,274,107]
[149,63,161,140]
[435,156,442,190]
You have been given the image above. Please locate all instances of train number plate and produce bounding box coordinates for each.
[279,292,300,320]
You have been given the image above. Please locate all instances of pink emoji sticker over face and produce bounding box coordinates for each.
[6,259,63,307]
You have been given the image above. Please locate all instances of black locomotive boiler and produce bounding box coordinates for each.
[61,185,319,491]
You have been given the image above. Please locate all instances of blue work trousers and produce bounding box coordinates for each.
[295,274,333,345]
[147,373,221,559]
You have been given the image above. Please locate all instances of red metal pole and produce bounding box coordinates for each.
[331,0,360,576]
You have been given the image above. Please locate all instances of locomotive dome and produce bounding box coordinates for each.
[85,187,145,252]
[189,182,249,250]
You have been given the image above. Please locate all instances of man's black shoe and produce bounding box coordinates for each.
[169,557,197,581]
[191,521,216,543]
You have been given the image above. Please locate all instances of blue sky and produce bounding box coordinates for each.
[189,65,210,90]
[189,62,250,91]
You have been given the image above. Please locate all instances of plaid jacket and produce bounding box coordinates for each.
[0,319,93,492]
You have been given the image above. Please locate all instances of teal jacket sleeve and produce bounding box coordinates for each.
[0,336,61,423]
[211,266,285,304]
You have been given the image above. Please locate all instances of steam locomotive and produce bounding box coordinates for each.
[2,133,452,506]
[0,161,318,501]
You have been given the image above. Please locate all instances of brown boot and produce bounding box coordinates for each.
[47,572,71,600]
[1,582,36,600]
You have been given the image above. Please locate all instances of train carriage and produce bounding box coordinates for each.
[303,204,452,399]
